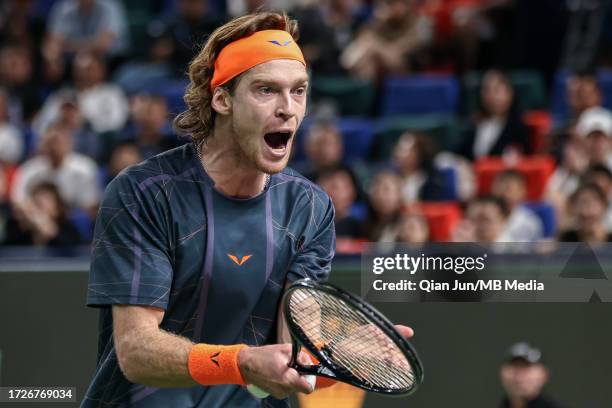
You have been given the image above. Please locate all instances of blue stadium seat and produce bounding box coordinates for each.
[381,75,459,116]
[157,80,189,115]
[523,202,556,238]
[349,201,368,221]
[140,80,189,115]
[69,208,94,243]
[436,167,458,201]
[336,118,376,161]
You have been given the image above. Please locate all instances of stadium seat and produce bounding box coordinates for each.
[381,75,459,116]
[474,156,556,201]
[311,76,376,117]
[435,167,459,202]
[371,114,461,160]
[523,202,556,238]
[462,70,546,115]
[522,110,552,153]
[336,118,376,160]
[349,201,368,221]
[416,202,462,242]
[69,208,94,243]
[335,238,368,255]
[140,80,189,115]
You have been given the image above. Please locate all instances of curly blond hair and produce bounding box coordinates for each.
[173,12,300,153]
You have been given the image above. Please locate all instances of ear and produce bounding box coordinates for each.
[211,86,232,116]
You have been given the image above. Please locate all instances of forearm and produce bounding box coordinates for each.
[115,323,196,387]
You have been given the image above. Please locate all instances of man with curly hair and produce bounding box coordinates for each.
[82,11,412,407]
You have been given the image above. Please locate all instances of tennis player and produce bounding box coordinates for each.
[82,11,413,407]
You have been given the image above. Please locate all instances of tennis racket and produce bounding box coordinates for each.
[247,278,424,398]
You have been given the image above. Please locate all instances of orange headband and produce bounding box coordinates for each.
[210,29,306,90]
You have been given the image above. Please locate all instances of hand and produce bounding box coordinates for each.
[238,344,314,399]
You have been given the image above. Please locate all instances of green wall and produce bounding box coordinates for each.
[0,269,610,407]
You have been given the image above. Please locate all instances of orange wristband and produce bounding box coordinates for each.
[188,343,247,386]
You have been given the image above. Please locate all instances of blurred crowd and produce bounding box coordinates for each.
[2,0,612,250]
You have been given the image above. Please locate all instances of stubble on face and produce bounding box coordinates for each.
[226,59,308,175]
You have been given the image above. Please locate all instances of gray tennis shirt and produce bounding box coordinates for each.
[82,143,335,407]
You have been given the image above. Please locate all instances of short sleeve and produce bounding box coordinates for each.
[87,172,173,309]
[287,193,336,283]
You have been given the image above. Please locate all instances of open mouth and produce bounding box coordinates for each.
[264,131,292,150]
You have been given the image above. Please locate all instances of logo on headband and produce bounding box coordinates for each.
[268,40,292,47]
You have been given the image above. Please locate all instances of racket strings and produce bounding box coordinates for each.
[288,288,415,390]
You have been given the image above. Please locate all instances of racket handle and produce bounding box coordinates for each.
[246,375,317,399]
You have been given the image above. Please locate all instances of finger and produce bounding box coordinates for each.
[394,324,414,339]
[287,368,315,394]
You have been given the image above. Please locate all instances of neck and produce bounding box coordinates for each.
[508,396,527,408]
[200,126,268,198]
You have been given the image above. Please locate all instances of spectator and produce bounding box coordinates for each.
[397,211,429,244]
[565,73,602,124]
[11,123,100,216]
[302,121,344,181]
[317,166,365,239]
[558,183,612,243]
[0,88,24,165]
[107,142,142,182]
[458,70,530,160]
[549,73,603,160]
[151,0,223,76]
[0,43,41,124]
[366,170,403,242]
[34,52,129,135]
[453,195,509,242]
[0,0,47,56]
[3,181,82,246]
[582,164,612,231]
[499,342,562,408]
[491,170,543,242]
[544,138,587,230]
[0,164,11,242]
[43,0,129,59]
[392,131,451,203]
[340,0,433,82]
[291,0,365,75]
[54,90,101,161]
[120,94,178,160]
[574,106,612,170]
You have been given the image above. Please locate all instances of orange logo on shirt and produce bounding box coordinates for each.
[227,254,253,266]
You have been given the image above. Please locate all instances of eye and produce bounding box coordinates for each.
[293,87,306,96]
[259,86,274,95]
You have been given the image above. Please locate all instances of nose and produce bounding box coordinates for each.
[275,90,296,121]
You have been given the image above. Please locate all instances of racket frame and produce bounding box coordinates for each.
[282,279,424,396]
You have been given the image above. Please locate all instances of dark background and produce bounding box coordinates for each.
[1,261,611,408]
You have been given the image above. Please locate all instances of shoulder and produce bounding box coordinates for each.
[66,153,98,172]
[273,167,331,203]
[19,156,46,172]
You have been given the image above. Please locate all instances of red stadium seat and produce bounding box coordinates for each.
[416,202,463,242]
[474,156,556,200]
[523,110,552,153]
[335,238,368,255]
